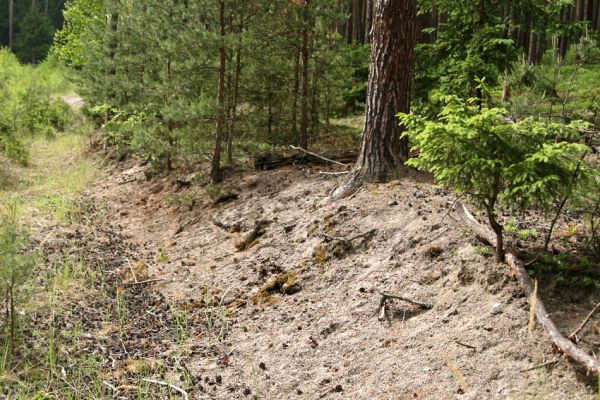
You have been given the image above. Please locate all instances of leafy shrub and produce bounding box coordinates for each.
[400,95,590,261]
[0,49,74,164]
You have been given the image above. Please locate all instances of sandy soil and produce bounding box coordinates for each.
[75,160,600,400]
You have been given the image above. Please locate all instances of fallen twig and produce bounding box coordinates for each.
[569,302,600,344]
[289,145,349,168]
[321,229,376,246]
[126,258,138,283]
[454,340,477,350]
[123,278,163,286]
[235,219,270,251]
[453,201,600,375]
[318,171,349,176]
[142,378,189,400]
[102,380,118,393]
[380,293,433,310]
[519,358,562,373]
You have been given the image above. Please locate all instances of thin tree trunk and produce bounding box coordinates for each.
[291,45,300,142]
[365,0,373,42]
[211,1,226,184]
[311,60,320,144]
[346,0,353,43]
[228,5,243,164]
[352,0,361,43]
[8,0,13,50]
[332,0,416,199]
[299,0,311,150]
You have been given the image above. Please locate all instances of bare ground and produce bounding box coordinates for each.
[36,159,600,399]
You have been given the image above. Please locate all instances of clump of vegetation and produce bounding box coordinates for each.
[401,93,591,261]
[0,202,37,354]
[253,273,300,304]
[0,50,74,166]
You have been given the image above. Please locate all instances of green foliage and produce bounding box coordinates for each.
[0,49,74,165]
[0,202,36,351]
[52,0,105,67]
[400,94,590,259]
[13,9,55,64]
[414,0,517,111]
[61,0,353,171]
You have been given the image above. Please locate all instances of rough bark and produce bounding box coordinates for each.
[211,1,226,184]
[454,201,599,376]
[332,0,416,199]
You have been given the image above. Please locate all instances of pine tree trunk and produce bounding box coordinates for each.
[346,1,353,44]
[352,0,361,43]
[228,2,244,164]
[8,0,13,50]
[299,0,311,150]
[365,0,373,42]
[332,0,416,199]
[292,45,300,143]
[311,60,320,144]
[211,1,226,184]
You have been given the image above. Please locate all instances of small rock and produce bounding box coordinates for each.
[491,303,503,315]
[181,259,196,267]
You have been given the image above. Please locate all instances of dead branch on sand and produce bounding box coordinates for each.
[453,201,599,375]
[569,302,600,344]
[377,292,432,321]
[142,378,189,400]
[289,145,349,168]
[235,220,270,251]
[320,229,376,247]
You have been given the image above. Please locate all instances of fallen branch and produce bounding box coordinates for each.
[235,220,270,251]
[318,171,349,176]
[519,357,562,373]
[454,201,599,375]
[380,293,433,310]
[123,278,163,286]
[569,302,600,344]
[289,145,349,168]
[321,229,376,247]
[142,378,189,400]
[211,217,244,233]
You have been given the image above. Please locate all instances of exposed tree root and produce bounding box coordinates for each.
[235,220,270,251]
[453,201,599,375]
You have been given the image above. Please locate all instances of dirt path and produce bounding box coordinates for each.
[83,160,599,399]
[62,95,85,109]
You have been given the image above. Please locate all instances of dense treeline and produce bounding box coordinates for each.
[56,0,365,183]
[53,0,600,185]
[0,0,66,62]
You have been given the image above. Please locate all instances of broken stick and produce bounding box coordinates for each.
[289,145,349,168]
[380,293,433,310]
[142,378,189,400]
[235,220,270,251]
[569,302,600,343]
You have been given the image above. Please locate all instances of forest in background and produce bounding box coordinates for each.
[0,0,66,63]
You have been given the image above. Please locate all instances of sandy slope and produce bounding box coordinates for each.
[90,161,598,399]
